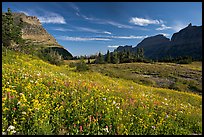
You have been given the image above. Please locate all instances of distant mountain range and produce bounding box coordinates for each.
[115,23,202,60]
[11,12,73,59]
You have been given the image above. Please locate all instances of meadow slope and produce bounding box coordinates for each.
[2,49,202,135]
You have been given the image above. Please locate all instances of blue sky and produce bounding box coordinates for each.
[2,2,202,56]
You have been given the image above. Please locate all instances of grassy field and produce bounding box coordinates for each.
[90,62,202,94]
[2,48,202,135]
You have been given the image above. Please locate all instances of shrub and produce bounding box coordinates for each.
[38,49,63,66]
[76,59,89,71]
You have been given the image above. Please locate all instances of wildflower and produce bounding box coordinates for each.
[113,101,116,105]
[73,124,76,128]
[165,115,169,118]
[152,126,156,130]
[2,132,6,135]
[11,130,16,134]
[13,108,16,111]
[30,80,34,83]
[103,98,106,101]
[22,112,26,115]
[116,106,120,109]
[80,126,83,132]
[103,126,109,133]
[7,125,15,131]
[17,101,21,105]
[164,98,167,101]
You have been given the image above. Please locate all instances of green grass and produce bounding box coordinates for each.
[89,62,202,94]
[2,49,202,135]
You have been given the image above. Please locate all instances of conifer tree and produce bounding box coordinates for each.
[105,50,111,63]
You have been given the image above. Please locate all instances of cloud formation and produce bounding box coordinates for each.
[156,24,172,30]
[38,12,66,24]
[107,45,120,48]
[52,28,74,31]
[110,35,148,39]
[19,10,66,24]
[57,36,111,41]
[57,35,148,42]
[129,17,163,26]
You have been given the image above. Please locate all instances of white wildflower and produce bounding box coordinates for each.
[17,101,21,105]
[19,93,23,96]
[113,101,116,105]
[2,132,6,135]
[30,80,34,83]
[103,126,109,133]
[116,106,120,109]
[152,126,156,129]
[11,130,16,134]
[164,98,167,101]
[22,112,26,115]
[103,98,106,101]
[165,115,169,118]
[7,125,15,131]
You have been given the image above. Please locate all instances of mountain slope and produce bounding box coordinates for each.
[11,12,73,59]
[2,48,202,135]
[114,24,202,60]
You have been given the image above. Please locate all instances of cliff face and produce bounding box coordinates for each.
[12,13,73,59]
[13,13,60,46]
[114,24,202,60]
[135,34,171,59]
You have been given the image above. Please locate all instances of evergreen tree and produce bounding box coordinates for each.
[2,8,14,47]
[95,52,104,64]
[112,51,119,64]
[2,8,23,47]
[105,50,111,63]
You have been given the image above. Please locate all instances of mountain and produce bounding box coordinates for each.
[134,34,171,59]
[114,23,202,60]
[168,23,202,60]
[12,12,73,59]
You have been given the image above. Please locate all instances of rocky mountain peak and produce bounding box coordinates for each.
[13,12,60,46]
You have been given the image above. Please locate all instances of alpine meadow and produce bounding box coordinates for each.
[2,2,202,135]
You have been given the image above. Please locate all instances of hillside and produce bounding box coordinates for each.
[6,12,73,60]
[2,48,202,135]
[114,23,202,60]
[90,62,202,94]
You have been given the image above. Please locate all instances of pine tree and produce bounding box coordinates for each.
[2,8,14,47]
[112,51,119,64]
[2,8,23,47]
[105,50,111,63]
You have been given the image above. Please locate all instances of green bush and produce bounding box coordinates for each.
[76,60,89,71]
[38,49,63,66]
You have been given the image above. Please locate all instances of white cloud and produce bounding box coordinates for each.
[110,35,148,39]
[129,17,163,26]
[53,28,73,31]
[172,22,188,32]
[38,12,66,24]
[159,33,170,37]
[57,36,111,41]
[19,11,29,16]
[19,10,66,24]
[75,27,112,34]
[104,31,112,35]
[108,45,120,48]
[156,24,172,30]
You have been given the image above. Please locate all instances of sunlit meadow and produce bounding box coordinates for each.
[2,48,202,135]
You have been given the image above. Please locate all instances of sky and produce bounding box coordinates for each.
[2,2,202,56]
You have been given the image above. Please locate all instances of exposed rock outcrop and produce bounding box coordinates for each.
[114,23,202,60]
[12,12,73,59]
